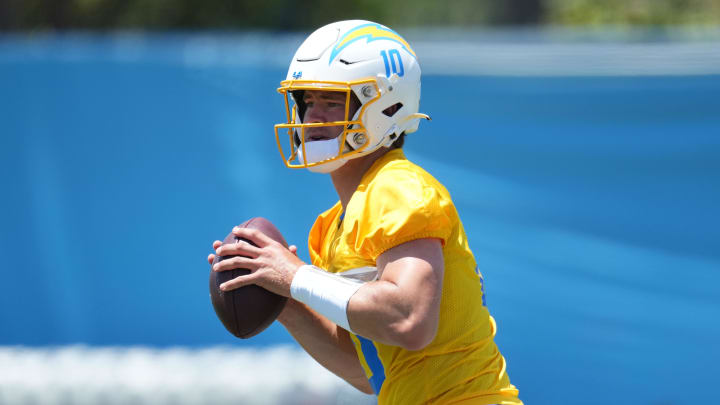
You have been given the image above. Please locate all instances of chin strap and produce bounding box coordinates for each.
[295,113,430,171]
[297,138,348,173]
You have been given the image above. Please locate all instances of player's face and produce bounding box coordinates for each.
[302,90,359,142]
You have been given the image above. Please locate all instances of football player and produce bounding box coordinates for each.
[209,20,522,405]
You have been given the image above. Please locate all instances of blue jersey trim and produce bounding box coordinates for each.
[356,335,386,395]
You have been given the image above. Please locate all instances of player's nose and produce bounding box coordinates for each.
[304,105,325,123]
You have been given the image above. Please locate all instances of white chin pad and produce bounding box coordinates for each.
[297,138,347,173]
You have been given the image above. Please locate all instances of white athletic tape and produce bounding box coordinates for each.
[290,265,365,331]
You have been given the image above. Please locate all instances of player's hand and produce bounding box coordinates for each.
[208,240,293,264]
[207,240,223,265]
[212,227,305,297]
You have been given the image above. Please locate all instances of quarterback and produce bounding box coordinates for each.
[209,20,522,404]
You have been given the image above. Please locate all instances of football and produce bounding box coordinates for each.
[209,217,289,339]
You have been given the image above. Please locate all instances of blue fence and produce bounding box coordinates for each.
[1,34,719,404]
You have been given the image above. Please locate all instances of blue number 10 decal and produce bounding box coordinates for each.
[380,49,404,78]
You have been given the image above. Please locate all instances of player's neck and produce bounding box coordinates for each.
[330,148,389,212]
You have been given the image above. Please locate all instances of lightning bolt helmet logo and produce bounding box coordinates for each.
[328,23,417,65]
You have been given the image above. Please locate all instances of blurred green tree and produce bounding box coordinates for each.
[545,0,720,25]
[0,0,717,31]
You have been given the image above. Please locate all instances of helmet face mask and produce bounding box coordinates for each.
[275,79,383,171]
[274,20,429,172]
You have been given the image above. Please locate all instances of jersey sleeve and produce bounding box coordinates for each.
[308,202,342,267]
[353,168,453,261]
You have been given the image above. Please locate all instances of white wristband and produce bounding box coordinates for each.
[290,265,364,331]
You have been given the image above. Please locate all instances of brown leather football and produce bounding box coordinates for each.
[209,217,289,339]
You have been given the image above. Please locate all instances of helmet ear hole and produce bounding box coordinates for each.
[382,103,403,117]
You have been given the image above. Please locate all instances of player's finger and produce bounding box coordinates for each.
[208,253,216,265]
[213,240,222,249]
[232,227,274,247]
[220,272,260,291]
[216,239,261,258]
[213,255,255,272]
[289,245,298,256]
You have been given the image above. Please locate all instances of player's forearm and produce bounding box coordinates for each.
[277,299,373,394]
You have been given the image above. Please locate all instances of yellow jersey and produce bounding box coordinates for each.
[308,149,522,405]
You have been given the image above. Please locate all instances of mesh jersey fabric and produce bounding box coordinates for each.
[307,149,522,405]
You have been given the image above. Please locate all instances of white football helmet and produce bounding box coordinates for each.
[274,20,430,173]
